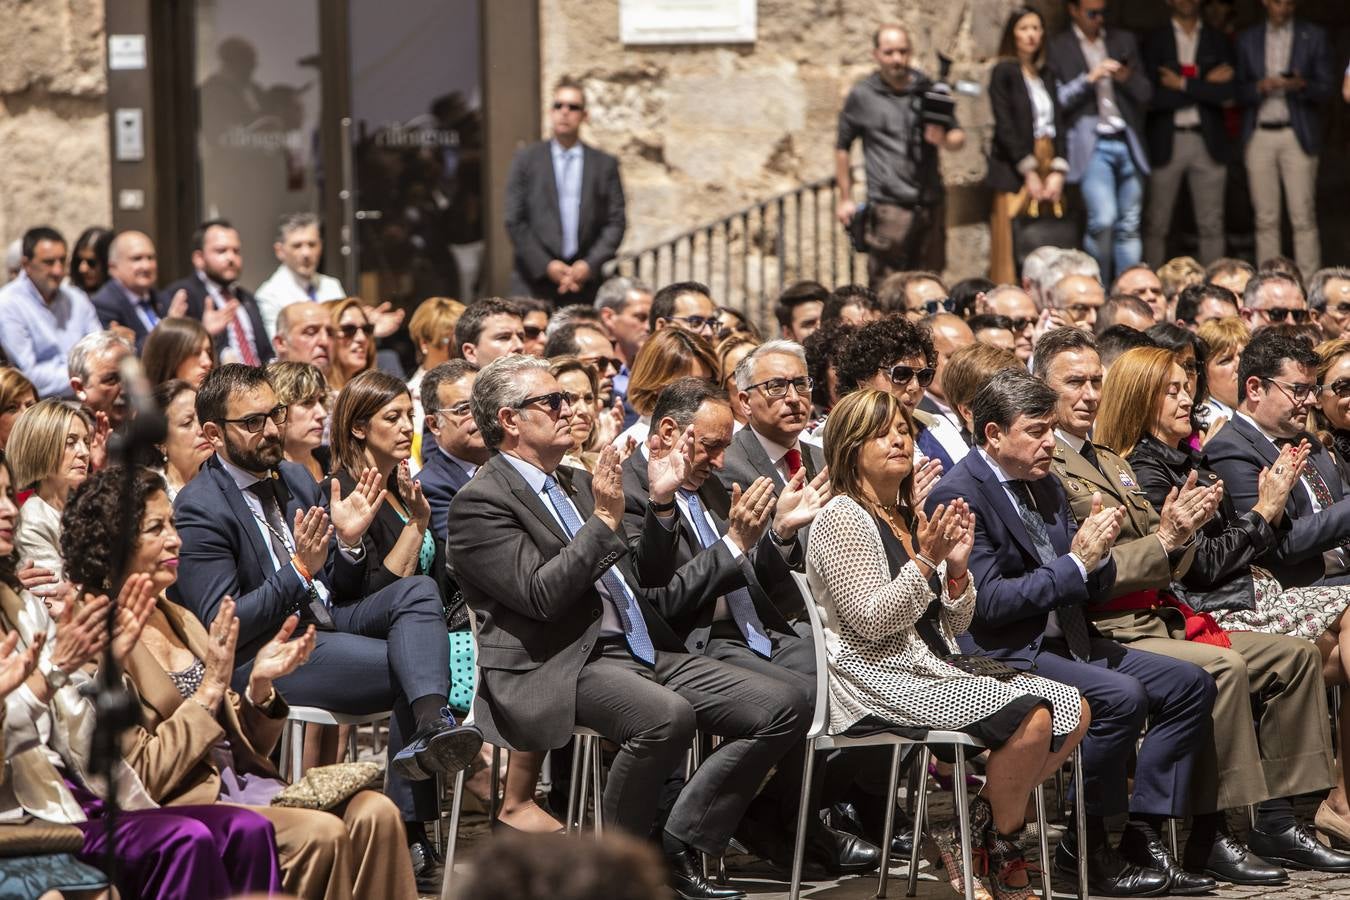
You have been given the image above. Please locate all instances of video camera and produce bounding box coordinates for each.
[920,53,981,130]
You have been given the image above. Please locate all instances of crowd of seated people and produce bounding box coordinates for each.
[8,210,1350,900]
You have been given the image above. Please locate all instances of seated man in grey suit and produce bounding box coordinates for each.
[1205,329,1350,587]
[447,355,809,900]
[503,78,625,306]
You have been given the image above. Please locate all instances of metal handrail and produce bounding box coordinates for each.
[608,175,867,331]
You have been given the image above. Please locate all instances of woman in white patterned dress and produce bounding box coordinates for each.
[807,389,1089,900]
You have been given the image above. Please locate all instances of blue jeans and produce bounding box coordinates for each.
[1080,137,1143,284]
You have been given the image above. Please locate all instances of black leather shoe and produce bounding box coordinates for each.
[806,823,882,875]
[1117,825,1216,895]
[667,848,745,900]
[829,800,914,857]
[392,708,484,781]
[410,840,444,894]
[1184,832,1287,885]
[1053,839,1169,897]
[1247,822,1350,872]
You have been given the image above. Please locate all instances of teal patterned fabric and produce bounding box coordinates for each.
[0,853,107,899]
[447,628,476,714]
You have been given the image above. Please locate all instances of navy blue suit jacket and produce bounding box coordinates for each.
[419,446,475,545]
[1235,19,1336,154]
[165,273,274,366]
[170,455,365,661]
[90,280,169,353]
[1142,21,1236,165]
[1201,414,1350,587]
[926,450,1116,660]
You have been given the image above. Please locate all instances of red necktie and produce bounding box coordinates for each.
[784,448,803,477]
[224,286,260,367]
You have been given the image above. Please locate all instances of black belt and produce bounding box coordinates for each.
[1258,121,1290,130]
[1174,124,1203,133]
[1096,131,1127,142]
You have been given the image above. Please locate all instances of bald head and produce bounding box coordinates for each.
[273,302,333,371]
[927,313,974,403]
[107,231,158,295]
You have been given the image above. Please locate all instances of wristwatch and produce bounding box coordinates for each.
[39,658,70,691]
[648,496,676,514]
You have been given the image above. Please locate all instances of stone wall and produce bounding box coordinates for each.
[540,0,1025,286]
[0,0,111,254]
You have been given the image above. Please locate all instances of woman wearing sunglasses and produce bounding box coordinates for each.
[1315,339,1350,490]
[324,298,376,391]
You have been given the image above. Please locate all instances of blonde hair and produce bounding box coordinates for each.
[626,329,718,416]
[7,399,86,490]
[822,388,915,509]
[0,368,36,416]
[266,360,329,407]
[1196,316,1250,361]
[1158,256,1205,300]
[324,297,374,389]
[409,297,466,363]
[1094,347,1181,458]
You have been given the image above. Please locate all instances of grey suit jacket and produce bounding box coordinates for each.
[1047,27,1152,182]
[502,140,626,288]
[715,425,823,494]
[446,453,740,750]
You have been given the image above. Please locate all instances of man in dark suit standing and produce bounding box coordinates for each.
[1205,330,1350,587]
[1234,0,1336,276]
[927,370,1214,897]
[504,78,626,307]
[91,230,186,353]
[167,219,273,367]
[171,364,479,890]
[1141,0,1237,267]
[418,359,486,540]
[446,355,808,900]
[1047,0,1153,285]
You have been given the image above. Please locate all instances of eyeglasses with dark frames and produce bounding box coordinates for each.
[746,376,814,399]
[884,365,936,387]
[337,322,376,340]
[665,314,718,332]
[514,391,571,417]
[1262,308,1311,324]
[1263,377,1321,403]
[218,404,289,434]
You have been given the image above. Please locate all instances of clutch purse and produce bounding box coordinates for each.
[943,654,1023,681]
[270,761,383,811]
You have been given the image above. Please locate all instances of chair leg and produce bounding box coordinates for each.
[1072,747,1088,900]
[788,743,818,900]
[372,719,383,755]
[906,746,931,898]
[488,746,502,823]
[279,722,292,782]
[289,720,304,783]
[590,736,605,837]
[953,745,976,900]
[577,736,594,831]
[566,740,583,835]
[432,774,444,852]
[1034,783,1052,900]
[876,743,903,899]
[1167,817,1179,860]
[348,726,359,764]
[438,767,467,900]
[905,757,921,816]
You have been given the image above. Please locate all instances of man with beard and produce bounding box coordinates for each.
[170,364,481,891]
[168,219,273,367]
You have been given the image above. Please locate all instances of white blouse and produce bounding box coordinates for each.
[1023,71,1056,139]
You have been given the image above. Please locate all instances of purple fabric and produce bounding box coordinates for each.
[211,739,286,806]
[66,776,282,900]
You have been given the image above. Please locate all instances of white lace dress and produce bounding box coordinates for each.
[806,495,1082,744]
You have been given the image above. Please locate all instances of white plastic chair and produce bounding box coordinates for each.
[278,707,391,781]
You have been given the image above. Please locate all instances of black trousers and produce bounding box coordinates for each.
[573,641,810,855]
[232,575,451,822]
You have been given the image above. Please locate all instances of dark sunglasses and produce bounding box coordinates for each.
[579,355,623,373]
[1009,316,1037,332]
[885,365,936,388]
[218,404,288,434]
[338,322,376,339]
[1263,308,1311,324]
[666,314,718,332]
[514,391,570,416]
[1325,379,1350,399]
[552,101,585,112]
[523,325,545,340]
[922,297,955,315]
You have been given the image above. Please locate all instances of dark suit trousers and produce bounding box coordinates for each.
[574,641,809,855]
[231,576,450,822]
[1029,637,1215,819]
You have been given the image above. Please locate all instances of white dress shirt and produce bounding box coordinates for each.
[1024,71,1056,138]
[1072,24,1128,134]
[1259,21,1294,124]
[198,271,259,366]
[1171,18,1203,129]
[254,265,347,342]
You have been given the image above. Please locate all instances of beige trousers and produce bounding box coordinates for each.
[1144,131,1228,267]
[1244,126,1320,276]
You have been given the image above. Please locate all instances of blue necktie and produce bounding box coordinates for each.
[679,490,773,658]
[558,150,580,260]
[305,281,318,301]
[139,297,159,329]
[542,475,655,664]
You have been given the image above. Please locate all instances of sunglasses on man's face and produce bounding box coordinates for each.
[552,101,585,112]
[1263,307,1311,324]
[514,391,571,417]
[338,322,376,339]
[885,365,936,388]
[523,325,545,341]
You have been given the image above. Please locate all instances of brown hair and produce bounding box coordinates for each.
[0,368,36,419]
[822,388,915,510]
[626,328,718,416]
[1196,316,1250,362]
[941,343,1021,426]
[1094,347,1182,457]
[997,7,1046,68]
[324,297,374,389]
[550,356,601,453]
[142,317,213,387]
[329,369,409,477]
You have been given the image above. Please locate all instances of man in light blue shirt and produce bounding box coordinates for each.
[0,227,102,398]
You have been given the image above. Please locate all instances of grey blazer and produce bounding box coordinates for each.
[1046,27,1153,182]
[445,453,740,750]
[715,425,823,494]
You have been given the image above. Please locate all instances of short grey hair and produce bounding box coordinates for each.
[984,283,1034,310]
[1048,274,1102,311]
[471,354,551,449]
[68,331,132,383]
[1243,271,1304,308]
[972,369,1058,447]
[544,304,603,338]
[1021,246,1066,301]
[276,211,321,242]
[1308,267,1350,311]
[594,276,652,312]
[1043,250,1100,295]
[732,339,807,392]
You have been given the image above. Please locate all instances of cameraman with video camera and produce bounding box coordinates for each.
[836,22,966,286]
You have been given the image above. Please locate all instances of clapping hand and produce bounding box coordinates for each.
[727,477,776,552]
[946,509,976,581]
[292,506,333,576]
[647,426,696,504]
[330,468,387,547]
[0,631,42,699]
[915,499,971,566]
[88,410,112,472]
[910,456,944,507]
[368,302,405,339]
[110,573,157,665]
[1156,470,1217,551]
[194,597,240,714]
[397,460,432,529]
[49,595,111,677]
[591,444,627,532]
[1255,442,1309,523]
[200,292,240,337]
[1070,493,1124,570]
[249,615,315,705]
[773,467,832,539]
[167,289,189,318]
[593,397,626,448]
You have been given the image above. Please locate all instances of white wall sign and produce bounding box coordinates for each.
[620,0,756,45]
[108,34,147,71]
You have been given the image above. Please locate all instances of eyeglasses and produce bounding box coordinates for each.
[551,101,585,112]
[666,314,718,333]
[1325,379,1350,399]
[747,376,814,399]
[884,365,936,387]
[438,400,473,419]
[1009,317,1036,332]
[218,404,289,434]
[579,354,623,374]
[1263,308,1311,324]
[523,325,545,340]
[514,391,571,417]
[1263,378,1321,403]
[920,297,955,315]
[338,322,376,340]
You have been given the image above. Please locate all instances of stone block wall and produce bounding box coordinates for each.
[0,0,111,253]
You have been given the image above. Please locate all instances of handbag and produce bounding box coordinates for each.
[942,653,1024,681]
[270,761,383,811]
